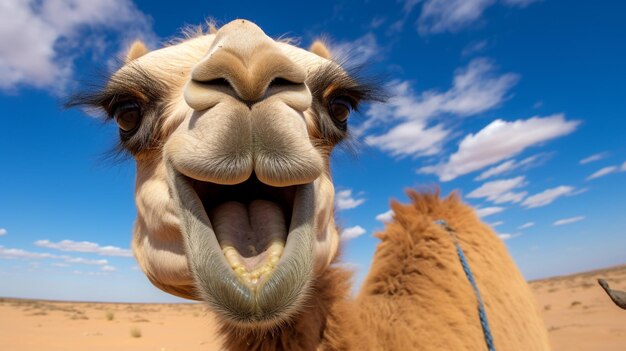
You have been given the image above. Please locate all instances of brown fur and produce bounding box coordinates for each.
[309,41,332,59]
[216,190,550,350]
[125,40,149,63]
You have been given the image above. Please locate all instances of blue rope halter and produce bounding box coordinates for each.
[435,219,496,351]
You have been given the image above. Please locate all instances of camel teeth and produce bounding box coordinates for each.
[221,242,285,287]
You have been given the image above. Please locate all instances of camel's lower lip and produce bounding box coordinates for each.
[166,162,315,325]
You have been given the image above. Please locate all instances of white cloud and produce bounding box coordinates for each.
[502,0,540,7]
[330,33,380,66]
[586,166,618,180]
[101,265,116,272]
[369,17,386,29]
[341,226,367,241]
[403,0,422,13]
[34,239,132,257]
[621,161,626,171]
[462,40,488,56]
[0,245,108,266]
[579,152,608,165]
[490,191,527,204]
[518,222,535,229]
[72,270,110,276]
[335,189,366,211]
[418,0,494,35]
[51,262,70,268]
[475,155,539,181]
[416,58,518,118]
[416,0,539,35]
[0,228,6,236]
[420,114,579,181]
[0,0,156,92]
[521,185,576,208]
[363,59,518,157]
[63,257,108,265]
[498,232,521,241]
[384,59,517,121]
[490,221,504,227]
[366,121,449,158]
[375,210,395,223]
[476,160,517,180]
[0,246,54,260]
[553,216,585,226]
[467,176,527,204]
[475,206,504,218]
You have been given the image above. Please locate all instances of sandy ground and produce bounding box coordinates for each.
[0,299,223,351]
[1,265,624,351]
[529,265,626,351]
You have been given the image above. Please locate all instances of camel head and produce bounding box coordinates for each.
[71,19,380,328]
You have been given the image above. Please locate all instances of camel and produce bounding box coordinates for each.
[70,19,551,350]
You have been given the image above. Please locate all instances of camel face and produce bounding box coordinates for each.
[85,19,378,327]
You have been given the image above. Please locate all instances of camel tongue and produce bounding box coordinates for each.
[209,200,286,285]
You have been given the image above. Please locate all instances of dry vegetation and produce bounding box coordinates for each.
[130,327,142,338]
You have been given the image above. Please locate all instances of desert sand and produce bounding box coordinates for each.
[529,264,626,351]
[0,299,223,351]
[1,265,624,351]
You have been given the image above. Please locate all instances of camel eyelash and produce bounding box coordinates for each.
[66,65,167,119]
[307,63,387,107]
[65,66,169,159]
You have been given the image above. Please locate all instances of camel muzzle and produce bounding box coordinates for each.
[166,160,316,326]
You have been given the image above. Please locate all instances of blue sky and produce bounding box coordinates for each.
[0,0,625,302]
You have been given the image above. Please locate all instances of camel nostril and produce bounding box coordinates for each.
[268,77,302,89]
[195,77,235,93]
[202,78,231,87]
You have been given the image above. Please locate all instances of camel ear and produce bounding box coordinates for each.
[208,21,218,34]
[309,40,332,59]
[125,40,149,63]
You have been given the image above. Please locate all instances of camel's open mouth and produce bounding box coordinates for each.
[167,161,315,324]
[192,175,296,287]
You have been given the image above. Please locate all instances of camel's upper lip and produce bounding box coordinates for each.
[192,173,296,230]
[166,161,315,325]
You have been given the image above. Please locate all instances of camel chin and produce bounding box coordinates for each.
[169,163,317,326]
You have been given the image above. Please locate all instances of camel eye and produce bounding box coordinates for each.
[329,96,354,124]
[113,100,142,133]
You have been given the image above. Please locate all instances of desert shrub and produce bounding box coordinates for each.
[130,327,142,338]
